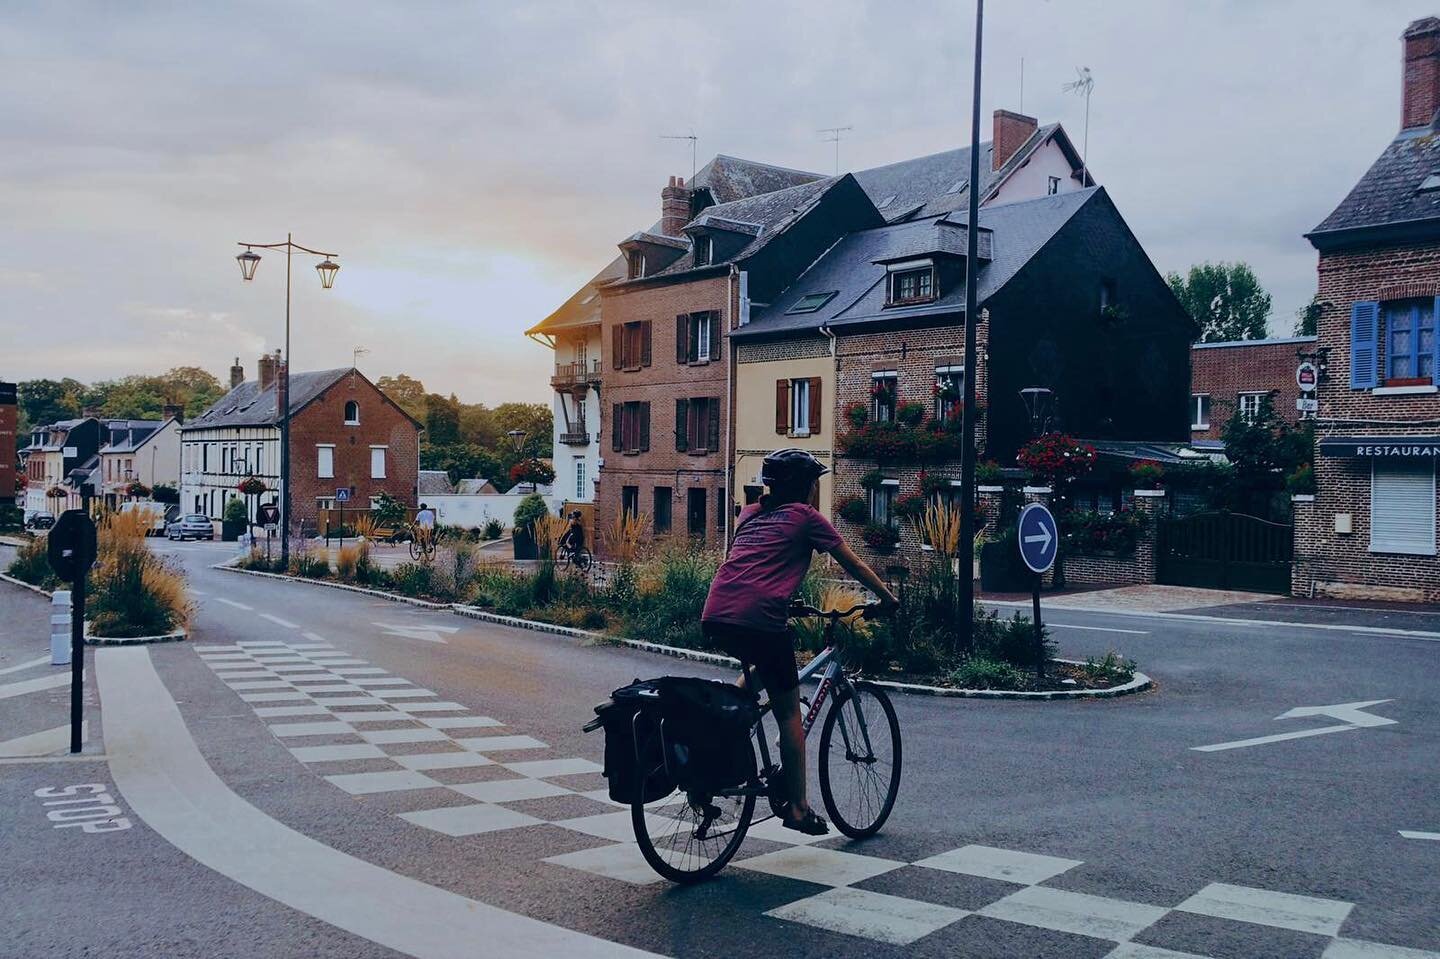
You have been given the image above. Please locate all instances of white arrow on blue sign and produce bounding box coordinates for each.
[1017,503,1058,574]
[334,488,351,503]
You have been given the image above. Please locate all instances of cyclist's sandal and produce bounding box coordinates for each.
[776,801,829,836]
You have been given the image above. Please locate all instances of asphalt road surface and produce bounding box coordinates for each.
[2,538,1437,959]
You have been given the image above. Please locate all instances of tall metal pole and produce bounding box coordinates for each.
[281,232,293,569]
[958,0,984,635]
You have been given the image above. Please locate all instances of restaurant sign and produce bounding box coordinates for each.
[1319,436,1440,457]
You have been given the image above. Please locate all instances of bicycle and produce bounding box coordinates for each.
[557,541,592,571]
[407,524,439,561]
[629,600,902,883]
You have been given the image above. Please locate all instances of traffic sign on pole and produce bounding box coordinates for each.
[46,510,97,754]
[334,488,351,503]
[1017,503,1058,574]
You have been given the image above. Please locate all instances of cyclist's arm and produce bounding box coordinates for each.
[827,541,899,607]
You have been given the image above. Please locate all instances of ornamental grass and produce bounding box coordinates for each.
[89,509,192,638]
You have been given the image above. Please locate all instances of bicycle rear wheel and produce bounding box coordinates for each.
[818,681,901,839]
[631,729,756,883]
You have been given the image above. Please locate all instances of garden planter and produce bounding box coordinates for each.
[511,526,537,560]
[979,541,1030,592]
[221,520,246,542]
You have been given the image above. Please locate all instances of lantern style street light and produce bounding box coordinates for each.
[233,233,340,569]
[1020,387,1056,437]
[507,429,527,453]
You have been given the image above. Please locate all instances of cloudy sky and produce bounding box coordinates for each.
[1,1,1433,404]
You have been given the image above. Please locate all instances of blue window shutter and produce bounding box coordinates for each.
[1432,296,1440,379]
[1350,301,1380,389]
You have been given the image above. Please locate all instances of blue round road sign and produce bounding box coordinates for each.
[1017,503,1058,574]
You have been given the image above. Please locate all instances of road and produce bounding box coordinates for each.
[2,537,1437,958]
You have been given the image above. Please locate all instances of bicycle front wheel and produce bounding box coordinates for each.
[818,681,901,839]
[408,540,421,560]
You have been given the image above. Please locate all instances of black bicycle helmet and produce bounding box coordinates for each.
[761,448,829,487]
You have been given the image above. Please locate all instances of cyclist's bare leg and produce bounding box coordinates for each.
[771,686,814,820]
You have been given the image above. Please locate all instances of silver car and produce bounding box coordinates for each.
[166,514,215,541]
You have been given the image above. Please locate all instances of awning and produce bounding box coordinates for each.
[1318,436,1440,457]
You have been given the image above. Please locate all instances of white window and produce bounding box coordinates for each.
[871,371,898,422]
[575,396,587,430]
[1047,175,1061,195]
[790,378,811,436]
[316,497,335,511]
[1238,392,1266,422]
[869,480,899,526]
[935,365,965,421]
[370,446,387,479]
[1370,460,1436,555]
[1191,394,1211,430]
[344,400,360,425]
[575,458,586,499]
[694,313,712,362]
[317,445,334,479]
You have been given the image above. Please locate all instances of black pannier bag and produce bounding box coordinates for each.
[584,676,759,803]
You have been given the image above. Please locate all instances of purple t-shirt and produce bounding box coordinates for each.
[702,503,844,632]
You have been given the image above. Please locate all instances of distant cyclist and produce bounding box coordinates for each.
[700,449,897,835]
[558,510,585,554]
[415,502,436,532]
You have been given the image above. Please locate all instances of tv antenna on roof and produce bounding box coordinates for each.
[819,126,853,174]
[352,346,369,369]
[1062,66,1094,186]
[660,132,698,181]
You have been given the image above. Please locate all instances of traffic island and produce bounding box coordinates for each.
[83,626,187,647]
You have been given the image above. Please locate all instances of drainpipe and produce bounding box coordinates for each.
[724,265,745,550]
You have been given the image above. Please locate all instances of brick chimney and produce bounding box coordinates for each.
[660,175,691,236]
[1403,17,1440,129]
[993,109,1038,170]
[162,404,183,424]
[257,352,277,392]
[230,357,245,389]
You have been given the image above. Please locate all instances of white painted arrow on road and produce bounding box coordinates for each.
[1192,699,1397,753]
[372,622,460,645]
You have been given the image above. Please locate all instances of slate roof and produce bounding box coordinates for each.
[182,368,352,430]
[1309,125,1440,243]
[417,470,454,495]
[101,420,165,454]
[735,187,1100,339]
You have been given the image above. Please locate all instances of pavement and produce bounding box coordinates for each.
[1,537,1437,958]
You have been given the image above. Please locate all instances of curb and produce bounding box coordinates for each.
[214,562,453,610]
[84,626,187,647]
[0,571,54,598]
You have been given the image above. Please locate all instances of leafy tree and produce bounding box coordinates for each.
[492,402,552,459]
[1294,296,1322,337]
[1217,396,1312,517]
[423,393,462,445]
[17,378,85,426]
[1166,262,1273,343]
[375,374,427,422]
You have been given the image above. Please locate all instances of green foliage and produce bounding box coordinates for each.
[975,461,1004,485]
[1166,261,1272,343]
[289,550,330,578]
[859,470,886,491]
[862,522,900,548]
[372,491,408,528]
[1081,650,1136,684]
[1286,463,1316,495]
[1127,459,1165,490]
[482,518,504,539]
[947,657,1029,691]
[17,378,86,428]
[513,493,550,531]
[222,498,248,522]
[896,400,926,426]
[6,537,60,590]
[971,608,1055,669]
[151,482,179,504]
[0,504,23,532]
[388,562,436,598]
[1062,510,1147,556]
[894,493,928,520]
[836,495,869,524]
[1294,296,1322,337]
[621,548,717,649]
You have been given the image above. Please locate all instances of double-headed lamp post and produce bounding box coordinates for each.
[235,234,339,569]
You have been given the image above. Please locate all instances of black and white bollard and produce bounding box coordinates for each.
[50,590,72,666]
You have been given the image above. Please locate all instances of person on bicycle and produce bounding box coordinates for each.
[558,510,585,554]
[700,448,897,835]
[416,503,436,530]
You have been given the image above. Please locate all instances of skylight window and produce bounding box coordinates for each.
[786,291,839,315]
[1419,172,1440,192]
[944,178,968,195]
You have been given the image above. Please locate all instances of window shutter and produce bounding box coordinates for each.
[639,402,651,451]
[1350,301,1380,389]
[674,398,689,451]
[1371,460,1436,554]
[709,311,721,360]
[1433,297,1440,378]
[611,404,622,452]
[708,396,721,452]
[612,326,623,370]
[640,320,652,367]
[676,314,689,364]
[807,377,822,434]
[775,380,790,434]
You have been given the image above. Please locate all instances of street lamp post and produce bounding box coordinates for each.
[507,429,530,491]
[1020,387,1056,438]
[235,234,339,569]
[958,0,985,635]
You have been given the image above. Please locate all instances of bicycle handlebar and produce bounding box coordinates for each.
[788,600,890,621]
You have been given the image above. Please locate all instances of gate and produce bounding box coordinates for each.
[1156,511,1292,594]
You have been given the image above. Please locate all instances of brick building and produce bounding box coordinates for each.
[181,356,421,532]
[1293,16,1440,601]
[0,382,15,506]
[1188,336,1317,445]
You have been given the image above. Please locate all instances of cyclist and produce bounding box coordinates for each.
[557,510,585,556]
[414,502,437,551]
[700,448,897,835]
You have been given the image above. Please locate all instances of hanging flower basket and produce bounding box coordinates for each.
[896,400,926,426]
[125,480,152,499]
[918,470,949,496]
[1016,434,1097,485]
[859,469,888,491]
[836,495,869,524]
[1127,459,1165,491]
[236,477,268,496]
[862,522,901,549]
[47,486,69,500]
[894,492,929,519]
[843,401,868,430]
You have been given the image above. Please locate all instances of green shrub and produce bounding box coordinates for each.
[948,657,1029,691]
[6,536,60,590]
[972,608,1054,669]
[223,498,248,523]
[975,461,1004,485]
[389,562,436,598]
[289,550,330,578]
[237,548,282,572]
[513,493,550,532]
[859,470,887,491]
[1286,463,1316,495]
[620,548,717,649]
[1081,650,1136,684]
[482,518,504,540]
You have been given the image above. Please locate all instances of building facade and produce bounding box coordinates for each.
[98,413,182,508]
[22,417,100,516]
[1188,336,1318,445]
[181,357,422,531]
[0,382,15,506]
[1293,16,1440,602]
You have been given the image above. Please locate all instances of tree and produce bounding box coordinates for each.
[1166,262,1273,343]
[18,378,85,426]
[423,393,462,446]
[492,402,552,459]
[1294,296,1322,337]
[376,374,427,422]
[1217,396,1312,518]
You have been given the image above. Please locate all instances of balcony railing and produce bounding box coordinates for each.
[551,358,601,388]
[559,431,591,446]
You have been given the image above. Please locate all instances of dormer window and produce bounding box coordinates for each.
[344,400,360,425]
[694,234,712,267]
[889,266,936,305]
[1048,175,1061,195]
[627,250,646,279]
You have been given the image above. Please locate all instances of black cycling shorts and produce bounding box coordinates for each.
[702,622,799,695]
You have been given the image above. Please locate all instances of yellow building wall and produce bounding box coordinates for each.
[733,352,836,516]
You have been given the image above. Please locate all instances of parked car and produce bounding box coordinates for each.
[26,511,56,530]
[166,514,215,541]
[119,501,168,536]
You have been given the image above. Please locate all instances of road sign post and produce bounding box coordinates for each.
[258,504,280,566]
[47,509,97,754]
[1017,503,1059,679]
[335,488,350,550]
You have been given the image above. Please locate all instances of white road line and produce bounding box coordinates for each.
[0,672,70,701]
[1191,725,1357,753]
[0,721,87,758]
[214,598,253,610]
[1049,623,1149,635]
[0,655,51,677]
[303,632,329,643]
[95,648,662,959]
[1176,881,1352,936]
[260,613,300,629]
[981,601,1440,641]
[1400,830,1440,841]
